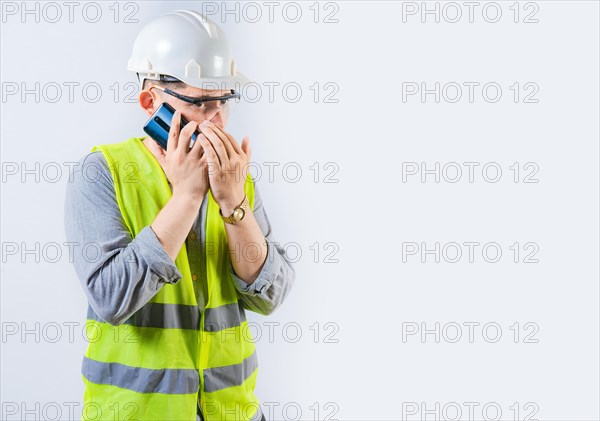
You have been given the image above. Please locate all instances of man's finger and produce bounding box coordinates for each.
[210,124,237,158]
[146,137,166,166]
[167,109,181,154]
[189,130,205,159]
[221,127,244,156]
[178,120,198,157]
[197,134,219,167]
[199,125,228,166]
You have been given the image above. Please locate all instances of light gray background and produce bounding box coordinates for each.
[1,1,598,420]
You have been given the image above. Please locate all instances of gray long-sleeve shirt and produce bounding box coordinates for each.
[64,147,295,326]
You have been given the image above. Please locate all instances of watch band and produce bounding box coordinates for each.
[220,195,249,224]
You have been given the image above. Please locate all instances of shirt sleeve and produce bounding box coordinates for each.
[64,151,183,325]
[229,182,296,316]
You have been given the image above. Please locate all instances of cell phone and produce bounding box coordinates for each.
[143,102,199,150]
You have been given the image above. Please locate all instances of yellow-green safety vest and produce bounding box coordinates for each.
[81,137,261,421]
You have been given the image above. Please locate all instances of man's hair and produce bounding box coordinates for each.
[140,75,187,92]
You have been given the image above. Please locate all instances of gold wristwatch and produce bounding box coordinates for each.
[219,195,250,224]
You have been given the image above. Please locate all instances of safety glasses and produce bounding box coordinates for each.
[149,85,239,121]
[149,85,240,107]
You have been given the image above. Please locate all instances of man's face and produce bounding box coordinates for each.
[141,83,232,130]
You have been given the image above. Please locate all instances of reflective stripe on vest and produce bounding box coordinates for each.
[81,137,260,421]
[82,348,258,393]
[86,301,247,331]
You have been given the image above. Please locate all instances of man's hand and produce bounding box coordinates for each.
[145,110,209,202]
[146,111,210,263]
[197,121,267,286]
[196,121,251,215]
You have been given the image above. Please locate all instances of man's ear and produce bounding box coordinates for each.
[139,88,161,116]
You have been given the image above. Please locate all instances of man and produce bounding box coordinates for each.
[64,10,295,421]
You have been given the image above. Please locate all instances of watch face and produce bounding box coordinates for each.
[234,208,245,220]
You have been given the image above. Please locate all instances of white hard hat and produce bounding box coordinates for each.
[127,10,249,91]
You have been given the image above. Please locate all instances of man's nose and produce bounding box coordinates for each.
[207,110,224,128]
